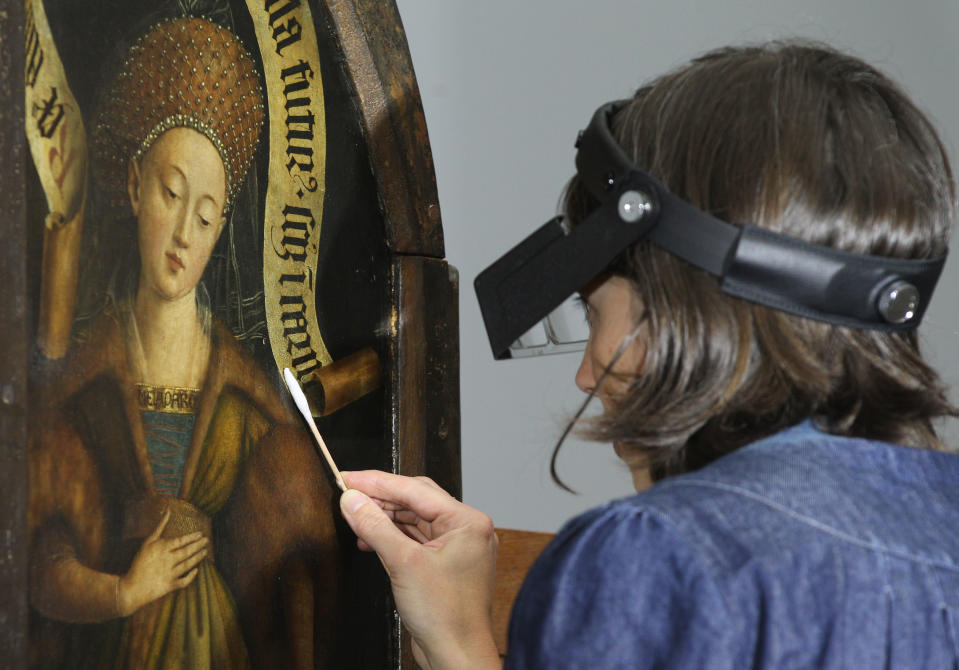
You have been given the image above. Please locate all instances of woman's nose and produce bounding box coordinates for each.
[575,347,595,395]
[173,211,191,247]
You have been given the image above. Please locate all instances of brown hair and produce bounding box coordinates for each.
[566,41,957,480]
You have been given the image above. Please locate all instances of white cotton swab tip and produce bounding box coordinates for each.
[283,367,347,492]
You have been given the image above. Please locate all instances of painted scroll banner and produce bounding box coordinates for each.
[249,0,333,397]
[24,0,88,358]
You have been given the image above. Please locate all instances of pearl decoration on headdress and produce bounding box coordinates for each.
[94,16,265,212]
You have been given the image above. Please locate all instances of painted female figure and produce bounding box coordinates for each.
[29,17,338,669]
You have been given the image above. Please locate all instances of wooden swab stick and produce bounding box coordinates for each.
[283,367,347,491]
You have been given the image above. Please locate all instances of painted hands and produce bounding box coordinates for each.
[339,471,502,670]
[117,508,209,616]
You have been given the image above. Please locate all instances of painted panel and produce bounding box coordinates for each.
[18,0,422,667]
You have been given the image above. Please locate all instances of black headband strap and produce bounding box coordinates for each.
[577,100,947,331]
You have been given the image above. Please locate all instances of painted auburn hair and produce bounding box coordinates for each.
[565,41,958,481]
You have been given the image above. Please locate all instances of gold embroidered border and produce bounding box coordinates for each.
[136,383,200,414]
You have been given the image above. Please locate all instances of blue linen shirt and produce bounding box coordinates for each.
[505,421,959,669]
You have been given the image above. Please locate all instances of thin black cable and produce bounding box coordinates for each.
[549,321,645,493]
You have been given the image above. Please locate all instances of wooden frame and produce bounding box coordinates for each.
[0,0,458,667]
[1,0,30,663]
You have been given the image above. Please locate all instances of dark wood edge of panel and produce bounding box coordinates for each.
[390,256,461,668]
[0,2,29,668]
[392,257,461,491]
[326,0,444,258]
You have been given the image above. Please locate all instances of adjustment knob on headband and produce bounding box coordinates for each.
[618,190,653,223]
[877,280,920,324]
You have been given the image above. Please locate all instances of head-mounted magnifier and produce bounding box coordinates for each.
[475,101,947,360]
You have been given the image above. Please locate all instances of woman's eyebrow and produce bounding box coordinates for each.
[197,192,221,208]
[167,163,223,209]
[166,164,187,180]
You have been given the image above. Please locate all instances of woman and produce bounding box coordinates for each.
[339,42,959,668]
[29,17,338,669]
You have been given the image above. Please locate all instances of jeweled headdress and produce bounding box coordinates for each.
[94,16,264,211]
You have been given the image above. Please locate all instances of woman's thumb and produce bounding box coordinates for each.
[340,488,371,518]
[340,488,406,561]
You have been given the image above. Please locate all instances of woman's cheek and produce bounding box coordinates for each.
[188,231,217,282]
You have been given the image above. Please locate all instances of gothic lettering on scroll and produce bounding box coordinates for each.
[274,204,314,262]
[272,204,321,383]
[32,87,65,139]
[265,0,302,56]
[281,60,319,191]
[25,1,44,88]
[256,0,332,383]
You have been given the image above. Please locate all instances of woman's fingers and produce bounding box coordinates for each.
[356,524,429,550]
[174,567,199,589]
[168,534,209,566]
[343,471,454,521]
[339,472,501,669]
[388,508,428,525]
[340,489,420,570]
[146,507,171,543]
[342,471,481,545]
[176,545,209,574]
[119,522,212,615]
[413,475,446,493]
[167,531,204,550]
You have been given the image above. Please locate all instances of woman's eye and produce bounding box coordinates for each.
[165,187,179,200]
[574,295,592,325]
[199,217,211,227]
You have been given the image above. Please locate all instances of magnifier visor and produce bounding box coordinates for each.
[475,193,657,359]
[474,100,948,361]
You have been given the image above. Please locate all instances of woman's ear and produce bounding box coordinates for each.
[213,214,228,241]
[127,158,142,216]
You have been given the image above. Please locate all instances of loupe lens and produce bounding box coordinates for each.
[545,295,590,344]
[508,295,589,357]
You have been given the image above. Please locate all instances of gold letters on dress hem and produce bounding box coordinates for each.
[136,383,200,414]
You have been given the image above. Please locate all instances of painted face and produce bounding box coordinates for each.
[128,127,227,303]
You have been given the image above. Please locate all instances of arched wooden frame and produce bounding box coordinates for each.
[0,1,459,668]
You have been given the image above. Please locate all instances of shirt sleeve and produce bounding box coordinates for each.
[503,502,736,670]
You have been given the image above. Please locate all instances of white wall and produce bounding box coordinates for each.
[394,0,959,533]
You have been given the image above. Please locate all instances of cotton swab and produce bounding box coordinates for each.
[283,367,347,491]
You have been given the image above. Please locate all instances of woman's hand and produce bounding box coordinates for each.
[117,508,209,616]
[339,471,501,670]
